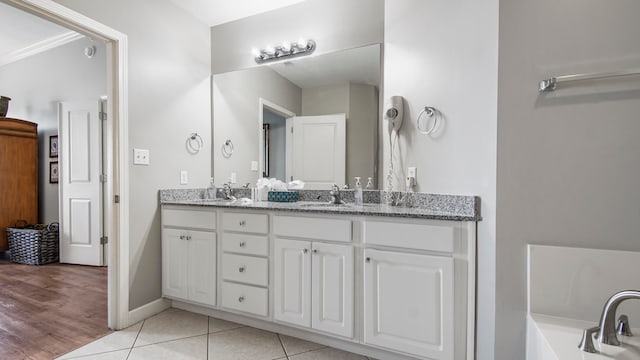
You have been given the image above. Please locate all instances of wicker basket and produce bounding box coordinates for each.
[6,221,59,265]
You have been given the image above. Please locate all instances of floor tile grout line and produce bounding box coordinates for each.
[126,320,145,360]
[131,333,209,349]
[276,333,289,359]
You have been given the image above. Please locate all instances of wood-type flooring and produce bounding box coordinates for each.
[0,254,109,359]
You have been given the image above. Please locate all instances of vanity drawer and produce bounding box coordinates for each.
[162,207,216,230]
[273,215,352,243]
[222,253,268,286]
[223,212,268,234]
[222,233,269,256]
[363,220,455,253]
[222,282,268,317]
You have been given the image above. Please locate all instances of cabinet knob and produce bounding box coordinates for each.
[365,257,371,263]
[239,220,246,226]
[186,235,192,240]
[238,296,245,303]
[239,241,246,247]
[179,235,185,240]
[303,248,308,254]
[312,249,318,254]
[238,266,246,273]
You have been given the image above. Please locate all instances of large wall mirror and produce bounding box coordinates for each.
[213,44,381,190]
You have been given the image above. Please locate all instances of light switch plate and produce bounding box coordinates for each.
[251,161,258,171]
[230,172,237,183]
[408,167,417,179]
[133,148,150,165]
[180,170,188,185]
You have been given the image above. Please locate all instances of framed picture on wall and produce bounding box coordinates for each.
[49,135,59,158]
[50,161,59,184]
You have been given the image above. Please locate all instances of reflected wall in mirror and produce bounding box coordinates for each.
[213,44,381,190]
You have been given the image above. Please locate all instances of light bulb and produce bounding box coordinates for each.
[281,41,291,51]
[251,48,260,57]
[297,38,307,48]
[265,45,275,55]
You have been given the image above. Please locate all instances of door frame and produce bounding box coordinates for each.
[3,0,130,329]
[258,98,296,180]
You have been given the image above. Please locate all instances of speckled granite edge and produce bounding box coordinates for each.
[159,188,481,221]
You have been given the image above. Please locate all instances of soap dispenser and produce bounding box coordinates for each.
[207,177,216,199]
[354,177,363,206]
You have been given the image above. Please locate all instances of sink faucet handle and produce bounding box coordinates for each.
[578,326,600,353]
[617,315,633,337]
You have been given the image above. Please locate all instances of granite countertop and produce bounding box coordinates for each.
[160,189,481,222]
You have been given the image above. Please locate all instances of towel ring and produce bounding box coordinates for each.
[187,133,203,153]
[222,139,234,158]
[416,106,441,135]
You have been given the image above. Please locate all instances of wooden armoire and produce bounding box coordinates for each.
[0,118,38,251]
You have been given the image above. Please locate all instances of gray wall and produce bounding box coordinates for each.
[213,66,301,186]
[383,1,499,359]
[53,0,212,310]
[210,0,384,74]
[497,0,640,358]
[0,38,107,224]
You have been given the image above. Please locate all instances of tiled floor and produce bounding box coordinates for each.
[56,308,374,360]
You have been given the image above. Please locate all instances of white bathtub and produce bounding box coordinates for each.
[527,313,640,360]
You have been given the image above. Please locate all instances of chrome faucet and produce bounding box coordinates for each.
[329,184,345,205]
[596,290,640,346]
[220,182,236,201]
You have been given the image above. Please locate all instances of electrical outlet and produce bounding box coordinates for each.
[180,170,188,185]
[408,167,417,179]
[133,148,150,165]
[251,161,258,171]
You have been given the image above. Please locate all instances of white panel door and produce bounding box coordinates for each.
[59,101,103,266]
[162,228,188,300]
[311,242,354,338]
[287,114,346,189]
[187,230,217,306]
[274,238,311,327]
[364,249,454,360]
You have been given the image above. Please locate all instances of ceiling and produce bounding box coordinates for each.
[0,0,305,66]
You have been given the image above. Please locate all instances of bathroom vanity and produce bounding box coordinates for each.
[160,191,480,360]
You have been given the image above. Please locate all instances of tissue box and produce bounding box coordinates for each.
[268,191,298,202]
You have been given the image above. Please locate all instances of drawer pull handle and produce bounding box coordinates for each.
[239,241,246,247]
[239,220,246,226]
[238,296,245,303]
[365,257,371,263]
[238,266,246,273]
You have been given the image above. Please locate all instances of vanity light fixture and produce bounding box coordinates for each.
[254,39,316,64]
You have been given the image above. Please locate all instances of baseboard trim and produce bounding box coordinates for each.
[128,298,171,325]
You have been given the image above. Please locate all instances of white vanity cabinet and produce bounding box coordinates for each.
[273,216,355,338]
[220,211,270,317]
[161,206,217,307]
[362,219,470,360]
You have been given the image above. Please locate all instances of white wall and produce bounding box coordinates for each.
[0,38,107,224]
[383,1,499,359]
[213,67,301,186]
[53,0,212,310]
[497,0,640,358]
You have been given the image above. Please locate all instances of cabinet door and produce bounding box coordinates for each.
[311,242,354,338]
[364,249,453,360]
[187,230,217,306]
[162,228,188,300]
[274,238,311,327]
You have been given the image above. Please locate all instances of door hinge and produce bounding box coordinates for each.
[100,236,108,245]
[100,111,107,121]
[114,195,120,203]
[100,174,107,183]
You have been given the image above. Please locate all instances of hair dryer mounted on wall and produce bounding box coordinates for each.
[384,95,404,133]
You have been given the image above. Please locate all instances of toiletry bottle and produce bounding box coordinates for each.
[354,177,363,206]
[207,178,216,199]
[366,177,374,189]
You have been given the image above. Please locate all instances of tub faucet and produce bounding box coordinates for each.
[329,184,345,205]
[597,290,640,346]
